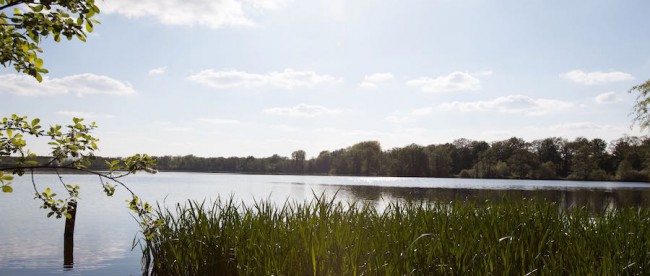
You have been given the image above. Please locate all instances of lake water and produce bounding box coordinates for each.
[1,172,650,275]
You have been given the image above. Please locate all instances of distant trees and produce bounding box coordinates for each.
[146,136,650,182]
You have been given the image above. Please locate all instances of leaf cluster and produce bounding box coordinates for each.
[1,114,158,232]
[0,0,100,81]
[630,79,650,131]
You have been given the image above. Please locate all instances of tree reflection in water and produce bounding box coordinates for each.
[335,185,650,214]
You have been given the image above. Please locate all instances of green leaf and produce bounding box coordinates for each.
[2,186,13,193]
[35,58,43,68]
[31,118,40,126]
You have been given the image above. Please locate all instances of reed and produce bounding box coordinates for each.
[141,195,650,275]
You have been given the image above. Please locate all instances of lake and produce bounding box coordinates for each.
[1,172,650,275]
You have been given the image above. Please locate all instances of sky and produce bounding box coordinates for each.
[2,0,650,158]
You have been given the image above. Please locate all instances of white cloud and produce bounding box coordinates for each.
[0,73,135,96]
[262,104,341,117]
[439,95,573,116]
[100,0,289,29]
[561,70,634,85]
[410,107,434,116]
[406,71,481,92]
[197,118,240,124]
[595,91,621,104]
[148,66,167,76]
[481,130,514,140]
[188,69,339,89]
[549,122,615,131]
[385,107,434,124]
[57,111,115,119]
[163,127,194,132]
[247,0,289,10]
[385,114,414,124]
[271,125,300,132]
[359,73,395,89]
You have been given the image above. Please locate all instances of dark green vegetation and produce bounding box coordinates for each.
[1,0,100,81]
[141,196,650,275]
[152,136,650,182]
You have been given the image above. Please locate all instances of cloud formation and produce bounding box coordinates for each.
[188,69,338,89]
[359,73,395,89]
[0,73,135,96]
[100,0,288,29]
[262,104,341,117]
[406,71,481,92]
[561,70,634,85]
[197,117,240,124]
[439,95,573,115]
[549,122,614,131]
[148,66,167,76]
[57,111,115,119]
[594,91,621,104]
[385,107,434,123]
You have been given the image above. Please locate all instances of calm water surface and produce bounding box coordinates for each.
[1,172,650,275]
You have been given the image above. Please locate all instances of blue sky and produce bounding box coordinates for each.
[2,0,650,158]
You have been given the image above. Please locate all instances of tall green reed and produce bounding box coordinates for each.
[140,194,650,275]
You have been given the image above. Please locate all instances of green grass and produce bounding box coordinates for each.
[140,195,650,275]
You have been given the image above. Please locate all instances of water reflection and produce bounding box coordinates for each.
[333,184,650,213]
[2,172,650,275]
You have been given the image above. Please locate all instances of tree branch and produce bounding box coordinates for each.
[0,0,31,12]
[55,168,72,193]
[2,164,140,196]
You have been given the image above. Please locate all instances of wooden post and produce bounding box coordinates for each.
[63,200,77,269]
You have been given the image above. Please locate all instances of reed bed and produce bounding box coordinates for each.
[141,195,650,275]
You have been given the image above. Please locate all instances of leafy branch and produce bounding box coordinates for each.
[630,79,650,131]
[1,114,161,238]
[0,0,100,81]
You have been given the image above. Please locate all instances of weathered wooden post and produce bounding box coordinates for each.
[63,200,77,269]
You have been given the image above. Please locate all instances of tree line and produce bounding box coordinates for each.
[2,135,649,182]
[145,136,649,182]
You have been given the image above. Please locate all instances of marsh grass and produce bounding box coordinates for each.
[141,195,650,275]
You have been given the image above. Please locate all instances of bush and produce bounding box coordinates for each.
[458,169,473,178]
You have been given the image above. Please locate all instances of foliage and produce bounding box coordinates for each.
[0,114,158,234]
[0,0,99,81]
[630,79,650,131]
[142,195,650,275]
[152,136,650,182]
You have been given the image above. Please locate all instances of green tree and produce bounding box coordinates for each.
[1,0,100,81]
[314,151,331,174]
[0,115,157,240]
[348,141,382,176]
[291,150,306,174]
[474,148,497,178]
[507,149,539,179]
[1,0,160,268]
[630,79,650,130]
[424,144,454,178]
[568,138,606,180]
